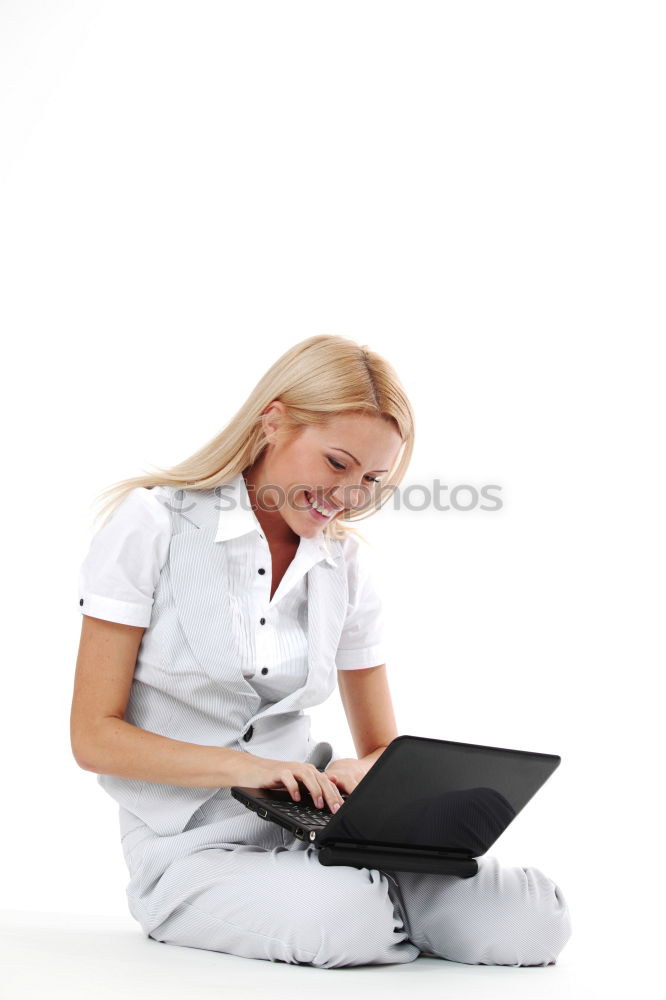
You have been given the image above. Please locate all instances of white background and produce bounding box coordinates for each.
[1,0,664,993]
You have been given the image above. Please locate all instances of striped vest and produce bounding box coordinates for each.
[98,483,349,836]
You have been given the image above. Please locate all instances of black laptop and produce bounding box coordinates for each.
[231,734,561,877]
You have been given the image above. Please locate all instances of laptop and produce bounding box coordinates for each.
[231,734,561,877]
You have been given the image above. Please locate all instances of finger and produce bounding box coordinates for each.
[318,774,344,811]
[326,776,345,802]
[296,766,326,807]
[279,771,301,802]
[297,767,343,810]
[323,774,346,804]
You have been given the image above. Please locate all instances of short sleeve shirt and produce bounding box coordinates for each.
[78,475,387,710]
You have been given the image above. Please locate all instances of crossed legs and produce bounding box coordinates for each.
[128,841,571,969]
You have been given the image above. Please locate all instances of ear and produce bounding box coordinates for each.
[261,400,286,443]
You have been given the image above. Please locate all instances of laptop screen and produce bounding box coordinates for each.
[322,735,559,857]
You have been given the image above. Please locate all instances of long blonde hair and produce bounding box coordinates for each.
[91,334,415,544]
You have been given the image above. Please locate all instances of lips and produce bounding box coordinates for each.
[305,491,342,515]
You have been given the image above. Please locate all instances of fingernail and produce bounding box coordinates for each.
[317,797,324,808]
[332,802,340,813]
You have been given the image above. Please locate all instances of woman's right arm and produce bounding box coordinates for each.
[70,615,343,810]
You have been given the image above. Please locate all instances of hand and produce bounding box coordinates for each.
[236,754,345,813]
[323,757,369,796]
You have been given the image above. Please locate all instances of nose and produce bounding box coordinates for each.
[328,485,372,511]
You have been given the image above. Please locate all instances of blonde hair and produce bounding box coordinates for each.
[91,334,415,544]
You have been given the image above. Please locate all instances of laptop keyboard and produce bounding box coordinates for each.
[269,799,336,828]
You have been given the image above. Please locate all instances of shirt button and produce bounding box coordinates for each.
[243,725,254,742]
[260,617,266,625]
[258,567,265,574]
[261,667,268,675]
[79,599,84,606]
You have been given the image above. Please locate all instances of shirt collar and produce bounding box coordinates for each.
[214,471,338,568]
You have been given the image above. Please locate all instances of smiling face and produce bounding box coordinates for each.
[242,402,403,546]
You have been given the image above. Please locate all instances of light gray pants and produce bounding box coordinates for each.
[118,788,572,969]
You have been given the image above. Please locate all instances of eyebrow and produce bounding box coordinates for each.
[329,446,389,473]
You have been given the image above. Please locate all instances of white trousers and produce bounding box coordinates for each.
[118,788,572,969]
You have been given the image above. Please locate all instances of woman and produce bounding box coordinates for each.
[70,334,572,969]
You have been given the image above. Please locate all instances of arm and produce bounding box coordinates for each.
[70,615,345,811]
[336,663,399,773]
[70,615,253,787]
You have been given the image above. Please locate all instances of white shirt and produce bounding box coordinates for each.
[77,471,387,835]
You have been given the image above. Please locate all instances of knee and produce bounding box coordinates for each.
[483,862,573,967]
[527,868,573,965]
[422,858,573,967]
[296,862,414,968]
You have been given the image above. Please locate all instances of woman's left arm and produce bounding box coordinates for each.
[324,664,399,794]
